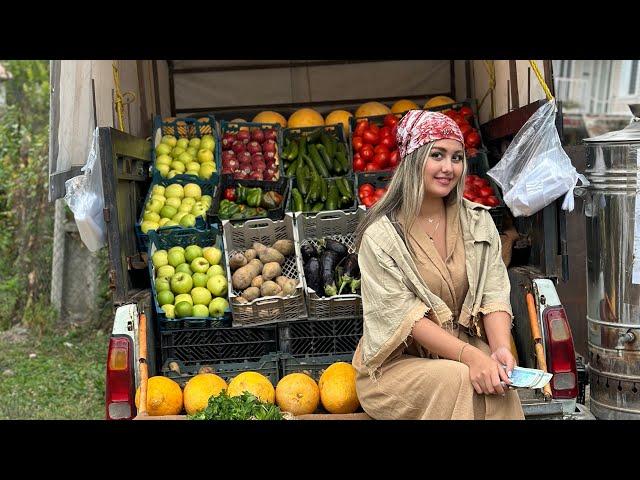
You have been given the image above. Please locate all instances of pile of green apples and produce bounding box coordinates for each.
[155,134,217,180]
[140,183,212,234]
[152,243,230,319]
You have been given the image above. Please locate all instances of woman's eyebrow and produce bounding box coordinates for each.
[432,147,463,155]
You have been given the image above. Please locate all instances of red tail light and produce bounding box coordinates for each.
[543,307,578,399]
[106,335,135,420]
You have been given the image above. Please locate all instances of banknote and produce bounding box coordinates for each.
[506,366,553,389]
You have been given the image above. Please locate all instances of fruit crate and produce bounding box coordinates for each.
[279,353,354,382]
[354,171,393,209]
[293,209,364,320]
[285,174,357,215]
[151,114,221,184]
[348,113,403,175]
[222,214,307,326]
[159,323,277,367]
[135,177,214,252]
[423,99,487,153]
[161,353,280,387]
[219,120,284,182]
[282,123,353,176]
[148,227,232,330]
[278,317,363,356]
[208,175,290,227]
[464,151,507,233]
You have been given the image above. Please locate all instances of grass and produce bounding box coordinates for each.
[0,325,108,419]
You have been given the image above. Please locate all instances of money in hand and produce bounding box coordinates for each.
[507,366,553,389]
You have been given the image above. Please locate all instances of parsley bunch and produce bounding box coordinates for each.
[188,390,284,420]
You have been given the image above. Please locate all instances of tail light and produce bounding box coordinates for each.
[542,307,578,399]
[106,335,135,420]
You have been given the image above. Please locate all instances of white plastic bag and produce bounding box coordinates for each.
[487,99,589,217]
[64,128,106,252]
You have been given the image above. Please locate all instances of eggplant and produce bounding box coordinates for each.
[320,238,348,261]
[300,243,317,263]
[304,257,322,294]
[338,253,360,295]
[320,250,339,297]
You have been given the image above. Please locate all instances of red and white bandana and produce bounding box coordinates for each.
[396,110,464,158]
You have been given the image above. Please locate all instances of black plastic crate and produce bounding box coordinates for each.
[282,123,353,176]
[278,317,363,356]
[160,324,278,366]
[208,176,290,227]
[161,354,280,388]
[280,353,354,382]
[354,171,393,209]
[285,174,357,214]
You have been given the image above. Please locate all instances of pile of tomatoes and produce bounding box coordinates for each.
[352,114,401,172]
[358,183,388,208]
[463,174,500,207]
[437,105,482,155]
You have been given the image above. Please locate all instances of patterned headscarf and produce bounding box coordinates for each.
[396,110,464,159]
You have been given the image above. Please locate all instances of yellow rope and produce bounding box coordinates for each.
[112,61,137,132]
[529,60,554,101]
[477,60,496,119]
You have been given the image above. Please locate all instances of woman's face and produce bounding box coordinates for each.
[422,139,464,199]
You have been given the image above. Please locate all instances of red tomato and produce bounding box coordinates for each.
[478,186,494,197]
[352,136,364,152]
[358,184,374,199]
[475,178,490,187]
[365,162,381,172]
[355,120,368,137]
[465,130,481,148]
[388,149,400,168]
[362,129,379,145]
[485,196,500,207]
[463,191,475,201]
[378,126,392,138]
[384,114,398,128]
[379,135,395,150]
[373,152,389,168]
[374,188,387,199]
[448,111,463,124]
[362,195,375,208]
[223,187,236,201]
[368,123,380,135]
[353,154,365,172]
[360,144,374,161]
[459,123,473,136]
[459,106,474,119]
[374,144,390,155]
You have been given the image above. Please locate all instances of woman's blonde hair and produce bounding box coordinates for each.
[355,141,467,253]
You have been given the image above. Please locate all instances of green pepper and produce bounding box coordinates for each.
[260,191,284,210]
[236,185,248,204]
[246,187,263,207]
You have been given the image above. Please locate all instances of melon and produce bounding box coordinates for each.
[275,373,320,415]
[252,111,287,128]
[318,362,360,414]
[183,373,228,415]
[287,108,325,128]
[324,110,354,134]
[135,376,183,416]
[423,96,455,109]
[355,101,391,118]
[391,99,419,114]
[228,371,275,404]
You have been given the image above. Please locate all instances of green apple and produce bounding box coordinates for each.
[191,287,212,306]
[186,170,200,177]
[176,138,190,150]
[178,152,193,164]
[207,274,228,297]
[156,265,175,279]
[197,149,214,164]
[186,147,198,158]
[209,297,228,317]
[198,164,215,181]
[191,257,210,274]
[170,161,186,173]
[156,154,172,167]
[184,184,202,200]
[181,198,196,209]
[169,246,184,255]
[186,161,201,172]
[192,304,209,318]
[178,204,192,214]
[171,272,193,294]
[150,194,166,204]
[157,290,174,307]
[152,185,166,196]
[163,304,176,319]
[184,245,203,263]
[171,146,185,158]
[155,143,172,156]
[180,214,197,228]
[189,137,201,150]
[201,135,215,152]
[192,272,208,288]
[157,164,170,177]
[161,220,179,229]
[140,220,159,234]
[147,198,164,214]
[159,218,170,227]
[165,197,181,209]
[155,277,171,293]
[172,212,188,223]
[151,250,168,268]
[165,184,184,199]
[175,301,193,318]
[168,250,186,267]
[206,264,225,278]
[175,263,192,275]
[167,170,179,179]
[191,203,208,218]
[202,246,222,266]
[161,135,177,147]
[143,211,161,223]
[174,293,193,305]
[200,195,213,208]
[160,205,178,220]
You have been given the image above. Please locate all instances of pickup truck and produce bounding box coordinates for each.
[48,60,594,420]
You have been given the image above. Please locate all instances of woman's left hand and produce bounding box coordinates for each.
[490,346,516,386]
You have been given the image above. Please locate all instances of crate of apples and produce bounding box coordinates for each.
[220,122,281,182]
[352,114,401,173]
[463,174,501,207]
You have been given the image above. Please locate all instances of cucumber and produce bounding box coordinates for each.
[316,144,335,174]
[308,145,329,178]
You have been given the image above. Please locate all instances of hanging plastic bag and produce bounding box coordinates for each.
[487,99,589,217]
[64,128,106,252]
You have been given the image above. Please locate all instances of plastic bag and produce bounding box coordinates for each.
[64,128,106,252]
[487,99,588,217]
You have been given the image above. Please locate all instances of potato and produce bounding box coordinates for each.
[272,239,294,257]
[229,253,248,271]
[251,275,264,289]
[261,281,282,297]
[262,262,282,281]
[281,279,297,296]
[252,242,268,254]
[242,287,261,302]
[232,261,262,290]
[244,248,257,261]
[234,296,249,304]
[247,259,263,275]
[258,248,285,265]
[275,276,289,289]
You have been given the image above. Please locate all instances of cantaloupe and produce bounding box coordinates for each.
[228,371,275,404]
[423,95,455,109]
[252,111,287,128]
[324,110,353,134]
[135,376,183,416]
[287,108,324,128]
[318,362,360,414]
[391,99,419,114]
[275,373,320,415]
[183,373,228,415]
[355,101,391,118]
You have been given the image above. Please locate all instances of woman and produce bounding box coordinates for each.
[353,110,524,420]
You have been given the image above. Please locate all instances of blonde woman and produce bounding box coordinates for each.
[353,110,524,420]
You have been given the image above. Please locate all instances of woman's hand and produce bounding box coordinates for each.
[491,346,516,383]
[463,347,509,395]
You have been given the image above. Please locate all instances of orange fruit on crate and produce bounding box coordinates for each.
[252,111,287,128]
[288,108,325,128]
[183,373,228,415]
[423,95,455,109]
[135,376,183,416]
[318,362,360,414]
[355,101,391,118]
[391,99,419,114]
[324,110,353,134]
[228,371,275,404]
[275,373,320,415]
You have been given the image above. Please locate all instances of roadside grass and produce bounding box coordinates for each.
[0,326,108,419]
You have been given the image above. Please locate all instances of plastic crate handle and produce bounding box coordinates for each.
[252,297,284,307]
[244,219,274,230]
[314,210,345,221]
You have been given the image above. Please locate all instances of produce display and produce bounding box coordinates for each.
[275,373,320,416]
[463,174,501,207]
[151,243,229,319]
[154,134,217,180]
[324,110,353,134]
[301,238,361,297]
[135,376,183,416]
[355,101,391,118]
[434,104,483,157]
[189,390,284,420]
[228,239,299,304]
[220,126,280,181]
[140,183,212,234]
[357,182,388,208]
[391,99,419,114]
[318,362,360,414]
[352,114,401,172]
[287,108,324,128]
[218,185,284,220]
[252,111,287,128]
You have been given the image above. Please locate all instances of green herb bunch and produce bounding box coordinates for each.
[188,390,284,420]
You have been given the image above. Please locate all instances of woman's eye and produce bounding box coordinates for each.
[452,155,463,163]
[431,152,442,159]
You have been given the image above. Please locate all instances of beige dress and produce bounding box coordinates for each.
[353,202,524,420]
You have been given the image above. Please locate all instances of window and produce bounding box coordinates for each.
[629,60,638,95]
[618,60,639,96]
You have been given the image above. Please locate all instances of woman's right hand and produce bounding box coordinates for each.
[462,347,507,395]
